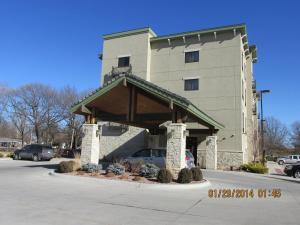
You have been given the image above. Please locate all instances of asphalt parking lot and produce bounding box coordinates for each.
[0,159,299,225]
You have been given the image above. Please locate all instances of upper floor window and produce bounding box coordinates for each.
[241,53,244,71]
[118,56,130,67]
[185,51,199,63]
[242,112,245,133]
[184,79,199,91]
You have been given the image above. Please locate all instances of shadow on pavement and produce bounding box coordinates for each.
[265,174,300,184]
[23,164,58,170]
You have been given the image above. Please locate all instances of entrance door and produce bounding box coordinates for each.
[186,137,198,165]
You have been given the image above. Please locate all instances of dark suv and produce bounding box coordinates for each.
[284,163,300,178]
[14,144,54,161]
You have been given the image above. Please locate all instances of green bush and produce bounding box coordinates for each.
[240,163,268,174]
[0,153,4,158]
[106,163,125,175]
[191,167,203,181]
[139,163,160,178]
[177,168,192,183]
[157,169,173,183]
[6,152,14,158]
[57,161,80,173]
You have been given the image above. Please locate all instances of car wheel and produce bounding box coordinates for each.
[33,155,39,162]
[278,160,284,165]
[293,169,300,179]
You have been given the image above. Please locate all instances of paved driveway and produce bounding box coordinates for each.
[0,159,299,225]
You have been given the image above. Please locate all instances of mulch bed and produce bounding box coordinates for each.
[69,170,205,184]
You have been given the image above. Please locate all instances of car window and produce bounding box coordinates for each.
[186,150,194,158]
[23,145,30,151]
[31,145,42,151]
[132,149,151,157]
[293,156,297,159]
[289,156,293,159]
[152,149,166,157]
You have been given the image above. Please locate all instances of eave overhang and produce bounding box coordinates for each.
[103,27,157,40]
[71,74,224,130]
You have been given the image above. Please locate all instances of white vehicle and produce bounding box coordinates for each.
[277,155,300,165]
[124,148,195,168]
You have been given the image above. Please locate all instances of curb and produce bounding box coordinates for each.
[145,179,211,190]
[0,158,13,161]
[49,170,211,190]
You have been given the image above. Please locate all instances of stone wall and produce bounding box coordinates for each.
[98,122,146,160]
[198,149,244,170]
[217,151,244,169]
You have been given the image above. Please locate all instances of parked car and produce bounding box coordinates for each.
[56,148,81,158]
[124,148,195,168]
[277,155,300,165]
[14,144,54,161]
[284,163,300,178]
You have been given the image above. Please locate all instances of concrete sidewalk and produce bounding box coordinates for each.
[0,160,299,225]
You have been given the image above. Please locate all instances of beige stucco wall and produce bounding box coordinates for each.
[101,31,154,84]
[150,31,245,166]
[100,28,256,168]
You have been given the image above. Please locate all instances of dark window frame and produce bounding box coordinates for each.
[118,56,130,68]
[185,51,199,63]
[184,79,199,91]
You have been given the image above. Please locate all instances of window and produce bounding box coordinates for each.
[242,80,244,100]
[241,53,244,71]
[152,149,166,157]
[293,156,298,160]
[245,88,247,106]
[185,51,199,63]
[184,79,199,91]
[118,56,130,67]
[132,149,151,157]
[242,112,244,133]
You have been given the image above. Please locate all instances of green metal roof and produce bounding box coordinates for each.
[71,74,224,130]
[103,27,157,40]
[150,23,246,42]
[101,24,254,59]
[249,45,257,63]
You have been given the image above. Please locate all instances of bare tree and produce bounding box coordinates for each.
[291,121,300,150]
[11,84,64,144]
[7,93,29,147]
[59,86,85,149]
[252,127,260,161]
[264,117,289,155]
[0,84,9,125]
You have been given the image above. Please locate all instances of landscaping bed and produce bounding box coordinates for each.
[55,160,206,185]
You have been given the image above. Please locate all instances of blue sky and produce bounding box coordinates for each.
[0,0,299,125]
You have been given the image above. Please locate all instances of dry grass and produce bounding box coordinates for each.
[120,173,130,180]
[73,153,81,170]
[76,171,85,176]
[133,176,144,182]
[106,172,115,177]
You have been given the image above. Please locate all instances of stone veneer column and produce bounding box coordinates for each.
[166,123,187,177]
[205,136,217,170]
[81,123,100,165]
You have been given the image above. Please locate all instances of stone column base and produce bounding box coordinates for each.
[81,123,100,165]
[205,136,217,170]
[166,123,187,177]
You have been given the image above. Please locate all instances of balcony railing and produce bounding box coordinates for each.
[111,64,132,76]
[252,103,257,115]
[252,80,256,93]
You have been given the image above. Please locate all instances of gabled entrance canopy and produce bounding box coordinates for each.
[71,74,224,131]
